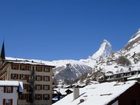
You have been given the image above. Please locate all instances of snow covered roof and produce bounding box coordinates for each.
[0,80,21,86]
[128,74,140,80]
[0,80,24,92]
[6,57,55,67]
[53,81,137,105]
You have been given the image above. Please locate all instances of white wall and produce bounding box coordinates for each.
[0,86,18,105]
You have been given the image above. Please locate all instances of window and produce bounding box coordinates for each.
[3,99,13,105]
[20,64,31,70]
[18,74,29,81]
[35,94,42,100]
[20,64,26,70]
[11,63,19,70]
[11,74,18,79]
[36,65,43,72]
[43,94,50,100]
[24,84,30,92]
[36,75,42,81]
[35,85,42,90]
[19,74,26,80]
[4,87,13,93]
[44,67,50,72]
[19,94,26,100]
[25,94,30,102]
[25,64,31,70]
[19,94,30,101]
[43,85,50,90]
[25,75,30,82]
[43,76,50,81]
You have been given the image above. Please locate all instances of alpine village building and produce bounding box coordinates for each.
[0,42,55,105]
[0,80,24,105]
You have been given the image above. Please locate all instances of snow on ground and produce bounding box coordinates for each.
[128,74,140,80]
[132,62,140,70]
[53,81,136,105]
[125,44,140,56]
[104,65,130,74]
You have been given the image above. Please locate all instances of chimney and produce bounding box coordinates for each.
[73,86,79,100]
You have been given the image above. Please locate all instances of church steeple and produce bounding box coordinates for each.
[0,42,5,60]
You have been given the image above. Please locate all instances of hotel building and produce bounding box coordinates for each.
[0,43,55,105]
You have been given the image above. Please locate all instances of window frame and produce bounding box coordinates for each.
[35,94,42,100]
[11,63,19,70]
[4,86,13,93]
[43,76,50,81]
[43,94,50,100]
[43,85,50,90]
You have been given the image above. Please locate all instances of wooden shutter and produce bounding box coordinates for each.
[11,99,13,105]
[3,99,5,105]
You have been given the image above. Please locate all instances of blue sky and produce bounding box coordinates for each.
[0,0,140,60]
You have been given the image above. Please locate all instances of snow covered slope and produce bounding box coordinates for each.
[51,39,112,83]
[54,63,92,84]
[93,29,140,76]
[123,28,140,56]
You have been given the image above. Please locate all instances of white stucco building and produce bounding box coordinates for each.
[0,81,23,105]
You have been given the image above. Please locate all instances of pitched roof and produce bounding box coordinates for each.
[53,81,137,105]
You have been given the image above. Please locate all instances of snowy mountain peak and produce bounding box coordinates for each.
[102,39,111,47]
[91,39,112,60]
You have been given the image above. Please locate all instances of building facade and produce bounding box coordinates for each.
[0,59,54,105]
[0,80,23,105]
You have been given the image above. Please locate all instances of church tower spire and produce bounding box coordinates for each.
[0,42,5,61]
